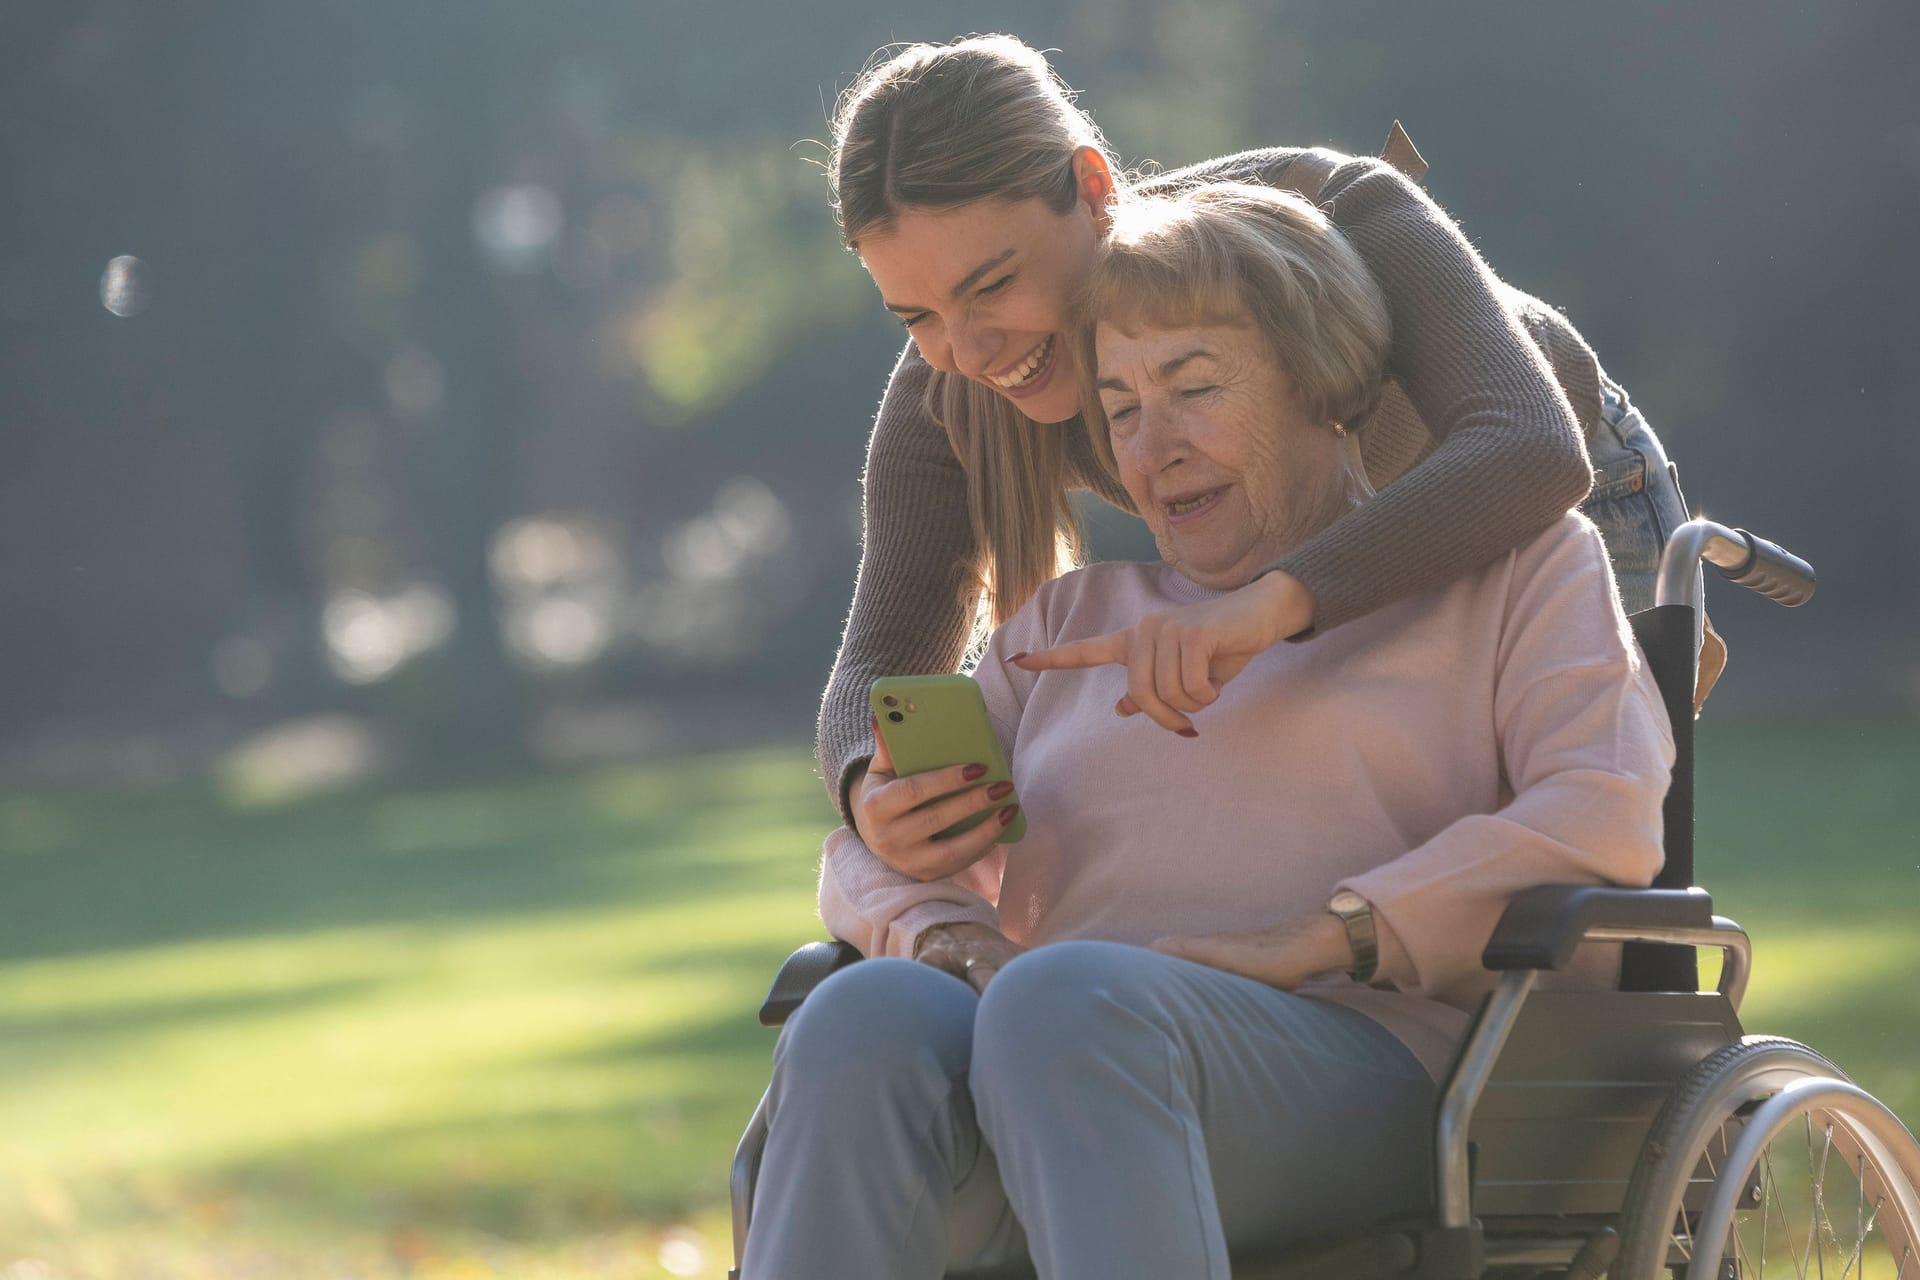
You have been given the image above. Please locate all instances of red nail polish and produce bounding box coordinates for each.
[1005,651,1029,663]
[962,764,988,781]
[1177,727,1199,739]
[987,781,1014,801]
[999,805,1019,825]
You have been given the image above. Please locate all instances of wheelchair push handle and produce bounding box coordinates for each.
[1716,528,1816,607]
[1655,518,1816,610]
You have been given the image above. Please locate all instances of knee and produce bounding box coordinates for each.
[772,958,977,1101]
[971,941,1170,1094]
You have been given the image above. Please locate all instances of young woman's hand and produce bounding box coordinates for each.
[851,718,1019,881]
[913,921,1025,994]
[1008,571,1314,734]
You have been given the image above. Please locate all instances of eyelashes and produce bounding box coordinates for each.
[894,274,1016,330]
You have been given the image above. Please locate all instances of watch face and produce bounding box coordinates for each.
[1329,890,1367,915]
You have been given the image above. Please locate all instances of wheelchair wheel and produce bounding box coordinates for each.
[1614,1036,1920,1279]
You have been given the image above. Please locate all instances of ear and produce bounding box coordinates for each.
[1071,146,1117,234]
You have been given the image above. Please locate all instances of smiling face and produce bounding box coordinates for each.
[1095,321,1349,589]
[856,195,1106,424]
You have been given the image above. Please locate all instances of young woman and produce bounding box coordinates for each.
[820,34,1691,881]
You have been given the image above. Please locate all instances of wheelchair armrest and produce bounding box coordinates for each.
[1482,885,1714,972]
[758,940,864,1027]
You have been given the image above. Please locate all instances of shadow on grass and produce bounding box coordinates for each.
[0,975,390,1058]
[0,747,836,967]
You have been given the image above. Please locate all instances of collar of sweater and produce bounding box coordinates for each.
[1150,560,1239,607]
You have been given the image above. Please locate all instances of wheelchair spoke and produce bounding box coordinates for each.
[1763,1143,1809,1279]
[1758,1139,1772,1278]
[1810,1118,1839,1280]
[1732,1206,1760,1278]
[1851,1153,1866,1280]
[1834,1166,1884,1280]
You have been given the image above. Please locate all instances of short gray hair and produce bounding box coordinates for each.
[1075,184,1391,473]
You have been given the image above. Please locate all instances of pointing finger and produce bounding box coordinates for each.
[1009,633,1129,671]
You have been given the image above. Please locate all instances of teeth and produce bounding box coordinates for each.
[1168,491,1217,514]
[990,335,1054,388]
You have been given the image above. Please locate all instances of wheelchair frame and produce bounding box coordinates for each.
[727,519,1920,1280]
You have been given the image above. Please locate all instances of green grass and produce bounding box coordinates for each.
[1,725,1916,1277]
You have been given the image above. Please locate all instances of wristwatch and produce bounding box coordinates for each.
[1327,889,1379,983]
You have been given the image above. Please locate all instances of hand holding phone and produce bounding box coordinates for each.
[857,676,1024,875]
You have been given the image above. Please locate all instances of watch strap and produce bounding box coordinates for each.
[1329,893,1379,983]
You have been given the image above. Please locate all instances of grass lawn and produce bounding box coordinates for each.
[1,725,1916,1278]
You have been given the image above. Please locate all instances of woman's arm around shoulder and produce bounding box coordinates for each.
[817,343,983,824]
[1268,153,1595,635]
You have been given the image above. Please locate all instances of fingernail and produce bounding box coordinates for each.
[1177,727,1199,739]
[1005,651,1029,663]
[986,781,1014,801]
[962,764,988,781]
[999,805,1019,825]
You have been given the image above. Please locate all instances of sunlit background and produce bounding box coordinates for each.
[3,3,1916,1277]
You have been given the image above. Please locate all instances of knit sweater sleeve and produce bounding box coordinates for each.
[1263,152,1595,634]
[815,344,984,824]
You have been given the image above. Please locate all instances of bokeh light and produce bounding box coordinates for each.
[99,254,145,316]
[472,184,563,274]
[492,517,624,670]
[321,584,456,685]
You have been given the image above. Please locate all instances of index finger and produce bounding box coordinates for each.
[1009,632,1129,672]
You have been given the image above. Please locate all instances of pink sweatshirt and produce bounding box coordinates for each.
[819,514,1675,1078]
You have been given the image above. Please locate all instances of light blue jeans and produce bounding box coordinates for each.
[739,942,1435,1280]
[1579,382,1692,615]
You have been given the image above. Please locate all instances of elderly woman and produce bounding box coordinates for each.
[739,186,1675,1280]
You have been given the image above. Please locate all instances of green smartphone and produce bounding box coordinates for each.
[871,674,1025,843]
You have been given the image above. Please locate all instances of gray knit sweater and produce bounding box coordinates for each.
[817,145,1604,822]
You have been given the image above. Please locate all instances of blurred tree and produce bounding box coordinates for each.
[0,0,1914,784]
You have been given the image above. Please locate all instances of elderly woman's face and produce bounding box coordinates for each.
[1095,321,1344,590]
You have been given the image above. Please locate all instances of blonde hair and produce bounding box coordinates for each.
[829,35,1120,624]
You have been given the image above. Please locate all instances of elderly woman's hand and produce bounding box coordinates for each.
[1009,571,1314,734]
[852,718,1020,881]
[914,922,1025,994]
[1150,913,1352,991]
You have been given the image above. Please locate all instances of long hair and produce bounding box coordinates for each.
[829,35,1118,624]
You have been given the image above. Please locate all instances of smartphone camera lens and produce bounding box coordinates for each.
[881,695,899,708]
[887,710,904,723]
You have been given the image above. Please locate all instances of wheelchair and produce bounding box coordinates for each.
[727,518,1920,1279]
